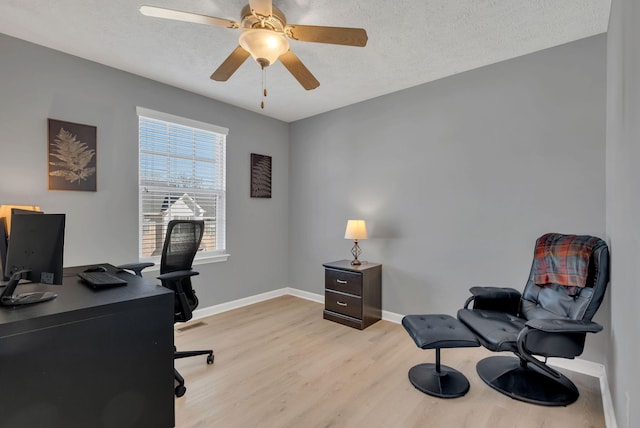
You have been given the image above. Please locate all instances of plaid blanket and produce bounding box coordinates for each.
[532,233,606,294]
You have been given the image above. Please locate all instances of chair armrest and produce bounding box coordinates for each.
[525,319,603,334]
[464,286,521,315]
[515,319,603,378]
[117,262,155,277]
[157,270,199,323]
[156,270,199,282]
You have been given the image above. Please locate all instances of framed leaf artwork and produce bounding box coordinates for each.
[48,119,97,191]
[250,153,272,198]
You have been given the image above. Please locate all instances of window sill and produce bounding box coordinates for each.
[193,253,230,266]
[137,253,229,272]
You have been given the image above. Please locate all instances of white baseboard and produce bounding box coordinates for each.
[548,358,617,428]
[188,287,617,428]
[284,287,324,303]
[381,310,404,324]
[190,288,288,320]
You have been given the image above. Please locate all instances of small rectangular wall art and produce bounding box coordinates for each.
[48,118,97,191]
[250,153,272,198]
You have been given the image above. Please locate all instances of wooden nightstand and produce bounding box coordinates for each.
[322,260,382,330]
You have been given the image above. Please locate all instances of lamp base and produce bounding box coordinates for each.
[350,240,362,266]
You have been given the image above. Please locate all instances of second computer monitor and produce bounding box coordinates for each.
[5,213,65,284]
[0,218,8,281]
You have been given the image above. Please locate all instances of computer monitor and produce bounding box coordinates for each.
[1,209,44,281]
[0,218,8,281]
[11,207,43,215]
[4,214,65,284]
[0,205,42,235]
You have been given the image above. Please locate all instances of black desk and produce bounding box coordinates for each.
[0,264,175,428]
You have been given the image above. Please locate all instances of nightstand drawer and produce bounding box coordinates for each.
[325,290,362,319]
[325,268,362,296]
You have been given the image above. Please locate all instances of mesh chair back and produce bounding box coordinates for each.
[160,220,204,275]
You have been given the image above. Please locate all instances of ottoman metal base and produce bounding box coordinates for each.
[408,353,471,398]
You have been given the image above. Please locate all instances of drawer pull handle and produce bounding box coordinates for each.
[336,279,348,284]
[337,301,348,307]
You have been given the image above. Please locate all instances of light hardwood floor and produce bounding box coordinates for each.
[174,295,604,428]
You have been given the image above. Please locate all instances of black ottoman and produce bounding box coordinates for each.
[402,314,479,398]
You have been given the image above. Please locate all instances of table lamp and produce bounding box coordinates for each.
[344,219,367,265]
[0,205,41,234]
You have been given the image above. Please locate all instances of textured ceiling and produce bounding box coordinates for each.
[0,0,610,122]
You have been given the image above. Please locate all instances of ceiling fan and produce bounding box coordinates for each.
[140,0,368,102]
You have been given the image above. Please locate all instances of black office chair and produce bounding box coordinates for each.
[457,233,609,406]
[120,219,214,397]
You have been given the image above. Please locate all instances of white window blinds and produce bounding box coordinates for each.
[136,107,228,261]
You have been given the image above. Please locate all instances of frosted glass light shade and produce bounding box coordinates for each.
[239,29,289,67]
[344,220,368,240]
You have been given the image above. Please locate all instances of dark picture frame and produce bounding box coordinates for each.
[48,118,97,191]
[250,153,272,198]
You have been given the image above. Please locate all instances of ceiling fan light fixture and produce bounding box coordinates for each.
[141,2,366,94]
[239,29,289,67]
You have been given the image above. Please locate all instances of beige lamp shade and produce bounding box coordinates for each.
[0,205,41,234]
[344,220,367,240]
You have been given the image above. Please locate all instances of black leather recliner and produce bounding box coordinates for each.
[457,234,609,406]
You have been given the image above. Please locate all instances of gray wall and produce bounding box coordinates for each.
[606,0,640,426]
[289,35,608,362]
[0,33,290,306]
[1,31,611,368]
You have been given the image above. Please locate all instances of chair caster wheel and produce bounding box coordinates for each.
[175,385,186,397]
[207,354,214,364]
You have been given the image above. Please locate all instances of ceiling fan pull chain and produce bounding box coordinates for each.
[261,65,267,109]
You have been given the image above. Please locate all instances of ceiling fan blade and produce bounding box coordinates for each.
[210,46,251,81]
[139,5,240,29]
[285,25,367,47]
[278,50,320,90]
[249,0,272,19]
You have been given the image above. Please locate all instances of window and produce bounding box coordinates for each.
[137,107,228,263]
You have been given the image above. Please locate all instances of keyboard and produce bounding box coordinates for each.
[78,272,128,289]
